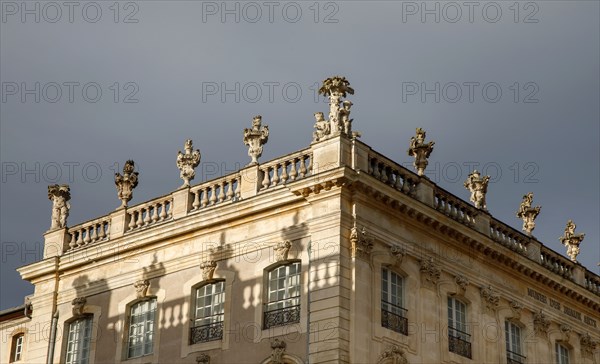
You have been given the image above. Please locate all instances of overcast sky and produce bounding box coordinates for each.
[1,1,598,310]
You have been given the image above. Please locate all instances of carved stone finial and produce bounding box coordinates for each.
[48,184,71,230]
[274,241,292,262]
[419,257,441,285]
[407,127,435,176]
[377,345,408,364]
[390,245,405,264]
[559,220,585,262]
[134,279,150,298]
[270,338,286,364]
[196,353,210,364]
[350,223,373,259]
[516,192,541,235]
[114,160,139,208]
[480,285,499,310]
[176,139,201,187]
[315,76,356,141]
[580,333,598,357]
[533,310,550,337]
[455,275,469,292]
[464,170,490,211]
[71,297,86,316]
[200,261,217,281]
[243,115,269,165]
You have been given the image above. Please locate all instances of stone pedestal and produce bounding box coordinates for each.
[43,228,70,258]
[108,207,128,239]
[239,164,260,199]
[172,187,192,219]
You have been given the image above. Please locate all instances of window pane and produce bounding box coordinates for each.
[65,317,93,364]
[127,299,157,358]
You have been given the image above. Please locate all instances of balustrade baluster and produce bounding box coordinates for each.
[271,164,280,186]
[152,205,160,222]
[226,179,234,200]
[299,156,307,178]
[262,168,271,189]
[218,181,226,202]
[281,162,289,183]
[160,201,168,220]
[192,190,201,210]
[289,159,298,181]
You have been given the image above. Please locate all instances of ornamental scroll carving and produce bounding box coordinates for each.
[270,338,286,364]
[419,257,440,286]
[377,345,408,364]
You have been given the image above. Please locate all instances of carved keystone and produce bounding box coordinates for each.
[270,338,286,364]
[200,261,217,281]
[71,297,86,316]
[274,241,292,262]
[134,279,150,298]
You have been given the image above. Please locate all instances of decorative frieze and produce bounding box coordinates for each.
[559,220,585,262]
[243,115,269,165]
[464,170,490,211]
[134,279,150,298]
[533,310,550,337]
[274,241,292,262]
[115,160,139,208]
[350,224,373,260]
[480,285,499,311]
[407,127,435,176]
[455,275,469,293]
[200,261,217,281]
[377,345,408,364]
[71,297,86,316]
[196,353,210,364]
[48,184,71,230]
[176,139,201,187]
[580,333,598,357]
[419,257,440,285]
[516,192,541,235]
[270,338,286,364]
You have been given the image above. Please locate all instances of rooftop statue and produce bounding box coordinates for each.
[464,170,490,211]
[516,192,541,235]
[48,184,71,230]
[559,220,585,263]
[314,76,355,141]
[115,160,139,208]
[243,115,269,165]
[176,139,201,187]
[407,127,435,176]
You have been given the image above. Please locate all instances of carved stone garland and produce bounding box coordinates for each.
[533,310,550,338]
[419,257,440,286]
[377,345,408,364]
[270,338,286,364]
[350,224,373,260]
[480,285,499,311]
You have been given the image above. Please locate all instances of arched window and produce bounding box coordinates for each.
[263,261,301,329]
[505,321,525,364]
[447,296,471,359]
[9,333,24,362]
[381,268,407,335]
[555,343,570,364]
[190,280,225,344]
[126,298,157,359]
[65,316,93,364]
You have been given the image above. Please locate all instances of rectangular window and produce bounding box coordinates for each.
[190,281,225,344]
[264,262,301,329]
[381,268,408,335]
[65,317,93,364]
[505,321,525,364]
[10,334,24,362]
[127,299,157,359]
[556,343,569,364]
[448,296,471,359]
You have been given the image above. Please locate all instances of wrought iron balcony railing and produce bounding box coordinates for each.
[381,301,408,335]
[507,350,526,364]
[448,327,472,359]
[263,301,300,329]
[189,320,224,344]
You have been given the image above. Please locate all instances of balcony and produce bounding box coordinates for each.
[448,327,472,359]
[381,301,408,335]
[507,350,526,364]
[263,300,300,329]
[189,320,223,344]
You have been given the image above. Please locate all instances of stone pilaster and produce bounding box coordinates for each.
[43,228,69,258]
[171,187,192,219]
[239,164,260,199]
[108,207,128,239]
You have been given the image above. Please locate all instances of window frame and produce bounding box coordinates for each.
[447,296,472,359]
[263,260,301,329]
[9,333,24,362]
[380,268,408,335]
[190,280,226,344]
[555,343,570,364]
[125,297,158,359]
[505,320,526,364]
[64,315,93,364]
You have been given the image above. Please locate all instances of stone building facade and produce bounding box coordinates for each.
[1,78,599,364]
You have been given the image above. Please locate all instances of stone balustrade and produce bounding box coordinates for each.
[540,247,574,281]
[190,174,240,211]
[489,219,528,255]
[434,188,477,227]
[67,217,111,251]
[259,149,312,191]
[367,151,418,195]
[584,272,600,296]
[126,196,173,233]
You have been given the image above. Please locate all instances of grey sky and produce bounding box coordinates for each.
[1,1,598,310]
